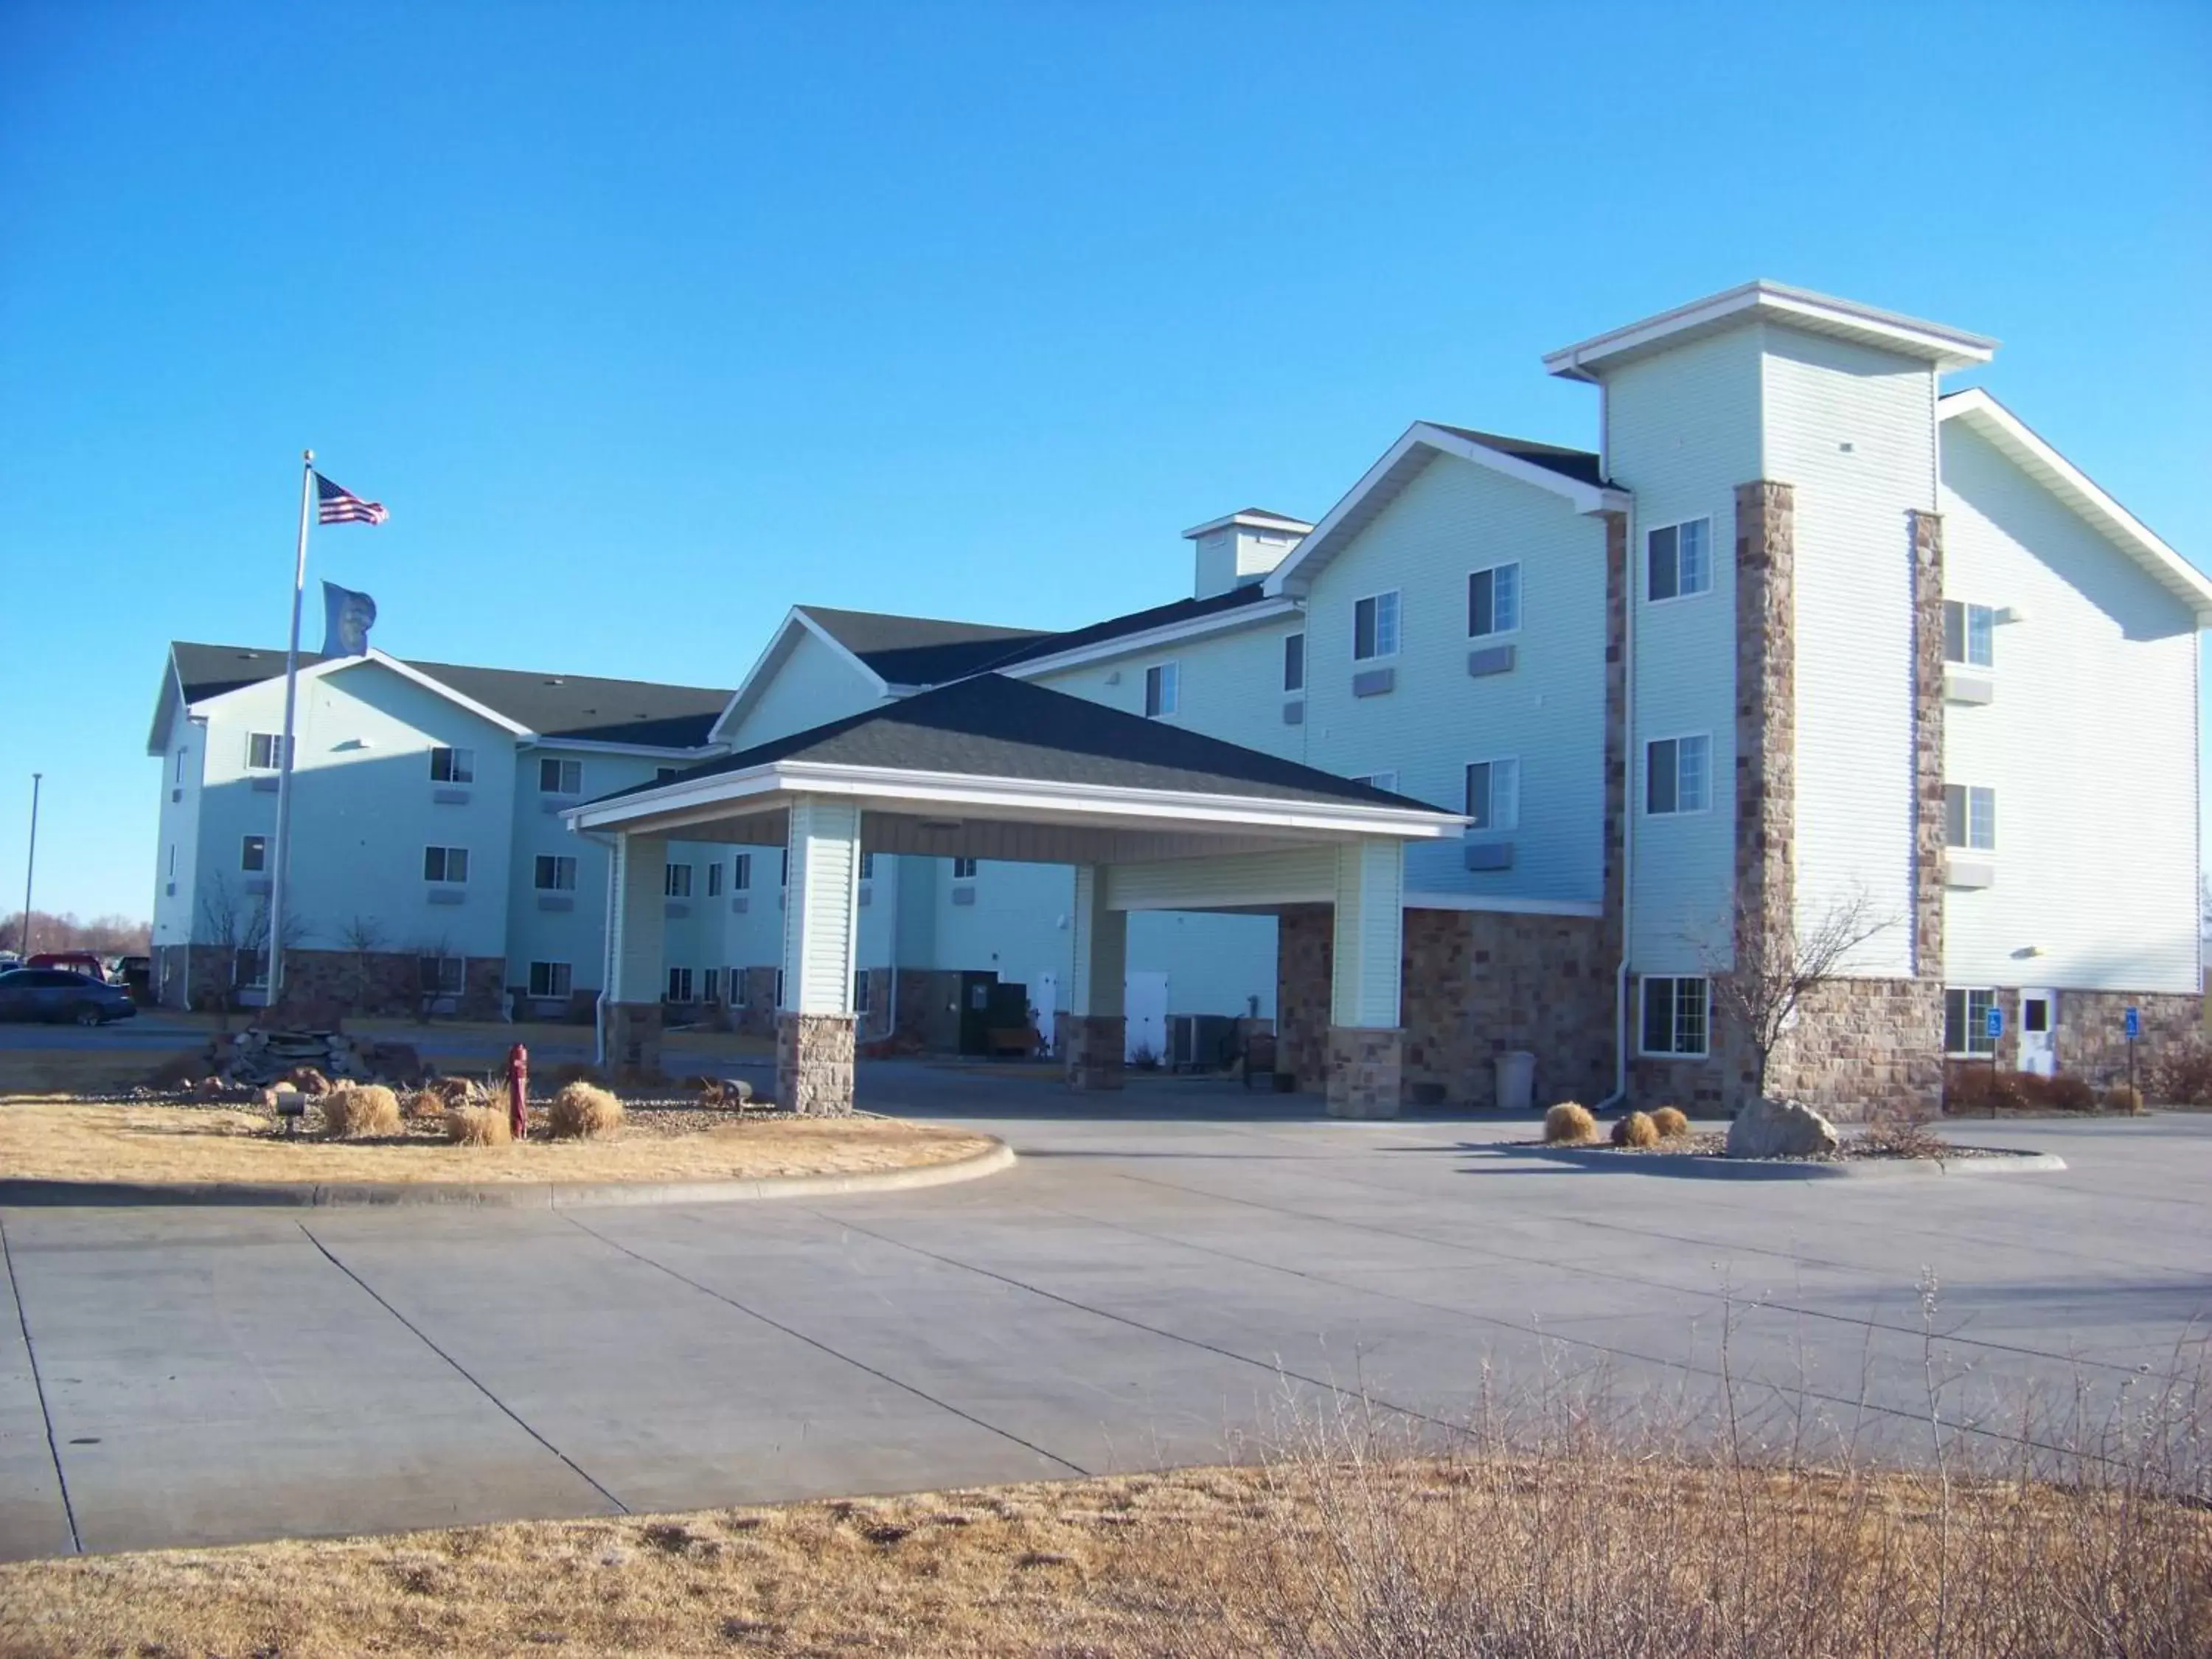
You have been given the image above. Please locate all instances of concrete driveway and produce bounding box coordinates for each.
[4,1068,2208,1560]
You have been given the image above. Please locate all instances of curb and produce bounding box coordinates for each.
[1508,1145,2067,1180]
[0,1139,1016,1211]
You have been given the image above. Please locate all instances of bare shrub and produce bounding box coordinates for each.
[1860,1114,1950,1160]
[1542,1102,1596,1144]
[1649,1105,1690,1140]
[548,1082,624,1140]
[2106,1083,2146,1114]
[319,1085,401,1138]
[443,1105,510,1147]
[2047,1074,2097,1110]
[428,1076,487,1110]
[2147,1039,2212,1107]
[400,1088,445,1122]
[1610,1110,1659,1148]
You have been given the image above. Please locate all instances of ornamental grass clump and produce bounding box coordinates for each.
[1649,1105,1691,1139]
[1542,1102,1596,1145]
[548,1082,625,1141]
[1611,1110,1660,1149]
[318,1084,401,1139]
[443,1105,510,1147]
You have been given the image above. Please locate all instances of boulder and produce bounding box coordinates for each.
[1726,1096,1840,1160]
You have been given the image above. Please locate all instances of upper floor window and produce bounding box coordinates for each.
[246,731,286,771]
[664,862,693,898]
[1144,662,1180,718]
[854,970,872,1015]
[529,960,573,999]
[429,747,474,784]
[1352,771,1398,793]
[1944,987,1997,1057]
[423,846,469,884]
[1944,785,1996,851]
[1464,758,1520,831]
[1646,734,1710,815]
[1646,518,1711,602]
[534,854,577,891]
[952,857,979,880]
[860,852,877,881]
[1944,601,1995,669]
[1467,563,1520,637]
[538,758,582,795]
[732,852,752,891]
[174,748,187,785]
[240,835,268,872]
[1283,633,1306,693]
[656,766,683,783]
[706,861,725,897]
[1641,976,1710,1057]
[779,849,789,886]
[1353,591,1401,660]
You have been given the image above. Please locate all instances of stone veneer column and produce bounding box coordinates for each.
[1064,864,1127,1090]
[1908,509,1946,982]
[777,1013,855,1116]
[1326,839,1405,1118]
[776,796,862,1116]
[1601,509,1629,970]
[1728,481,1796,1107]
[604,830,669,1078]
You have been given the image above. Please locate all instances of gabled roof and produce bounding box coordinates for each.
[1939,389,2212,621]
[158,642,732,752]
[985,583,1284,674]
[1180,507,1313,540]
[1265,421,1625,597]
[793,605,1051,686]
[1544,279,1997,381]
[597,672,1446,813]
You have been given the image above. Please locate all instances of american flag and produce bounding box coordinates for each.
[315,472,388,526]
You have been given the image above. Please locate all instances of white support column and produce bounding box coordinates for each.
[776,796,862,1115]
[1327,838,1405,1118]
[604,830,667,1076]
[1065,864,1127,1089]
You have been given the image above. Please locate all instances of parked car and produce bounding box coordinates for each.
[0,968,139,1025]
[114,955,153,1001]
[27,951,114,984]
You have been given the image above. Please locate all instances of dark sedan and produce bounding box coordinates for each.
[0,968,139,1025]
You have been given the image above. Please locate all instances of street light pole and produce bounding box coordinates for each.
[19,772,41,960]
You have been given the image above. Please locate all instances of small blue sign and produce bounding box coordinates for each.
[2125,1006,2141,1041]
[1985,1006,2004,1040]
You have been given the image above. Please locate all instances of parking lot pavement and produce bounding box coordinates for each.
[2,1074,2207,1559]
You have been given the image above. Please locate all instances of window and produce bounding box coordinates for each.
[1944,987,1997,1056]
[246,732,286,771]
[1944,601,1996,669]
[428,746,474,784]
[731,970,750,1007]
[236,949,269,990]
[706,861,725,897]
[240,835,267,872]
[656,766,683,783]
[1944,785,1996,851]
[952,857,979,880]
[422,846,469,883]
[664,862,693,898]
[1641,977,1710,1057]
[1283,633,1306,693]
[773,968,785,1007]
[1646,518,1712,602]
[1144,662,1179,717]
[853,970,872,1015]
[779,849,788,886]
[732,853,752,891]
[666,967,694,1003]
[174,749,187,785]
[167,844,176,878]
[1645,735,1710,815]
[418,956,464,995]
[538,757,582,795]
[1464,759,1520,832]
[703,967,722,1005]
[1352,771,1398,793]
[1353,591,1401,660]
[528,961,572,999]
[1467,563,1521,637]
[534,854,577,891]
[860,852,877,880]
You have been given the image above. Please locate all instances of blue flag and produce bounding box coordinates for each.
[321,581,378,656]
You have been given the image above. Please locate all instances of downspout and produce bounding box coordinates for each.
[577,827,619,1069]
[1597,378,1635,1110]
[883,855,900,1043]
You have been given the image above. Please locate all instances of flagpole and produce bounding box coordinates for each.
[268,450,314,1009]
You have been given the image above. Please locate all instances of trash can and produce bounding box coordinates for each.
[1494,1050,1537,1112]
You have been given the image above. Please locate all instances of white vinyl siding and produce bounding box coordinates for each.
[728,626,889,749]
[1028,617,1307,762]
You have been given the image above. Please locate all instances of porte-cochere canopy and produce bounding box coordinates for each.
[566,674,1467,1116]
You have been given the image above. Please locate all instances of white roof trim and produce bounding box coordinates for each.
[998,595,1302,680]
[1543,280,1998,382]
[1405,891,1605,918]
[521,735,727,759]
[1266,422,1625,597]
[181,647,533,737]
[1939,389,2212,620]
[1180,509,1314,540]
[146,653,188,755]
[566,759,1466,842]
[706,608,890,745]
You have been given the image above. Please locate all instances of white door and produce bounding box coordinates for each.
[1124,971,1168,1065]
[1031,970,1057,1056]
[2019,988,2057,1077]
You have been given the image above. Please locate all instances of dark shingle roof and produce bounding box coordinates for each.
[978,583,1276,672]
[1425,422,1612,489]
[599,673,1447,813]
[795,606,1051,686]
[170,643,733,748]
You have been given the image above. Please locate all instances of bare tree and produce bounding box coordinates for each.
[411,931,458,1024]
[337,914,388,1015]
[195,874,313,1021]
[1694,885,1899,1101]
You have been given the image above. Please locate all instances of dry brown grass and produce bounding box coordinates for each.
[319,1084,401,1138]
[0,1100,996,1186]
[442,1103,512,1147]
[1649,1105,1691,1138]
[0,1047,164,1097]
[547,1081,624,1140]
[1542,1100,1596,1144]
[1610,1109,1659,1148]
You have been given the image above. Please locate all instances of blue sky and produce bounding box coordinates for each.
[2,1,2206,922]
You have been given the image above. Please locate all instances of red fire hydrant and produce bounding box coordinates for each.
[507,1043,529,1142]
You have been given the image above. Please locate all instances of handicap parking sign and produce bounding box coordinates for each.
[2125,1006,2141,1040]
[1985,1005,2003,1040]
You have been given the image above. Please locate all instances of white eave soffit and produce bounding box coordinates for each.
[998,595,1302,679]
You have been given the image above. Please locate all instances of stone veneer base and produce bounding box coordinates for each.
[1326,1026,1403,1119]
[605,1002,665,1080]
[1063,1015,1127,1091]
[778,1012,858,1117]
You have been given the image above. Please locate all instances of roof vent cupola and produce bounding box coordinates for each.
[1182,508,1314,600]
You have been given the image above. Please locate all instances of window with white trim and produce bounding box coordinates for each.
[418,956,464,995]
[1283,633,1305,692]
[1352,772,1397,793]
[773,968,784,1007]
[528,961,572,999]
[1144,662,1179,718]
[1646,518,1712,602]
[538,757,582,794]
[666,966,694,1004]
[664,862,692,898]
[422,846,469,883]
[240,835,267,872]
[731,970,750,1007]
[732,853,752,891]
[246,732,286,771]
[1944,785,1996,851]
[1467,562,1520,637]
[703,967,722,1004]
[854,970,872,1015]
[860,852,877,881]
[1944,602,1996,669]
[952,857,979,880]
[779,849,788,886]
[534,854,576,891]
[174,748,187,785]
[706,861,725,897]
[1641,976,1710,1057]
[1944,987,1997,1056]
[1464,758,1520,832]
[1645,735,1710,815]
[429,746,474,784]
[1353,591,1400,660]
